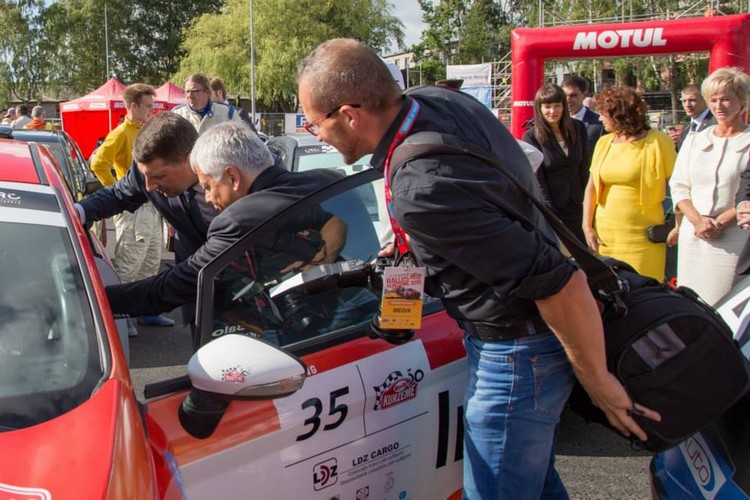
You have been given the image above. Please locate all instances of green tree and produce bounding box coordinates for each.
[43,0,133,96]
[411,0,512,86]
[175,0,403,112]
[122,0,223,84]
[0,0,54,102]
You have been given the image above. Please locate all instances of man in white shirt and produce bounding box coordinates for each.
[172,73,242,135]
[562,75,603,159]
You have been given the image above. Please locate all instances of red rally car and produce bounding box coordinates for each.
[0,138,466,499]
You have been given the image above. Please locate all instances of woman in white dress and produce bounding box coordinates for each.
[669,67,750,305]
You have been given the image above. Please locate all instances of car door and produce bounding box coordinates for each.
[145,169,466,500]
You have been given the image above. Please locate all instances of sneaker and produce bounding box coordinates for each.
[127,319,139,337]
[137,314,176,327]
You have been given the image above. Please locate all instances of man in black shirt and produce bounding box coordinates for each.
[297,39,660,499]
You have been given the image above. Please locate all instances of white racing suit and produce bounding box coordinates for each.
[113,202,163,283]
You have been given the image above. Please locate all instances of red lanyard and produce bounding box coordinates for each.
[383,98,421,256]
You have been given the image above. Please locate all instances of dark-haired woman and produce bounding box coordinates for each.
[523,83,589,242]
[583,85,676,280]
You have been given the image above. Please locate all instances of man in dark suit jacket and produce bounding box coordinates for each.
[734,158,750,275]
[77,113,214,265]
[671,85,716,151]
[104,123,346,347]
[562,75,604,159]
[77,113,219,344]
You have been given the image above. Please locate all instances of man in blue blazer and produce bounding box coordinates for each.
[562,75,604,160]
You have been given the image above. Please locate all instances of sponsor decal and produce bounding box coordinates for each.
[512,101,534,107]
[0,190,21,206]
[573,27,667,50]
[0,483,51,500]
[383,471,395,493]
[0,190,58,212]
[212,324,247,337]
[221,365,249,383]
[356,485,370,499]
[313,458,339,491]
[299,145,338,156]
[373,369,423,410]
[352,442,401,467]
[679,433,727,499]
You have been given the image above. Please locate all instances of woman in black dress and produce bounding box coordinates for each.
[522,83,589,243]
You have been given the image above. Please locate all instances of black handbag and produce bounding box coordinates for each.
[647,214,676,243]
[391,132,750,452]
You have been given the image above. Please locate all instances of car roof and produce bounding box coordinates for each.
[0,137,70,192]
[0,138,43,184]
[0,125,65,144]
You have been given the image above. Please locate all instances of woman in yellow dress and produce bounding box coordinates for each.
[582,86,677,280]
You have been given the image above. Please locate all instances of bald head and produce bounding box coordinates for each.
[297,38,402,113]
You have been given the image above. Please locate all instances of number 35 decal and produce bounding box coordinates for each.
[296,387,350,441]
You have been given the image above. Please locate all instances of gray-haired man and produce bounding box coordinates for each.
[104,122,345,343]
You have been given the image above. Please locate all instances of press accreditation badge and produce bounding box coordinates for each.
[380,266,426,329]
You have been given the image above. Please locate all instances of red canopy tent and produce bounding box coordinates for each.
[154,82,186,111]
[60,78,127,158]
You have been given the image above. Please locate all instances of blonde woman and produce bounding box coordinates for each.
[669,67,750,305]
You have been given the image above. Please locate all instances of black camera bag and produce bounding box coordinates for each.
[391,131,750,452]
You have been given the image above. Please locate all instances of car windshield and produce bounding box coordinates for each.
[0,186,102,431]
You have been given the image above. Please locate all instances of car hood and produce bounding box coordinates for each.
[0,379,120,498]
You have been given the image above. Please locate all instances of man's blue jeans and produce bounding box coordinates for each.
[462,329,575,499]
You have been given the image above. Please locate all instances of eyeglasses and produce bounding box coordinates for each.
[185,88,207,96]
[304,104,361,136]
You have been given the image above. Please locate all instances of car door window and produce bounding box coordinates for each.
[195,170,441,354]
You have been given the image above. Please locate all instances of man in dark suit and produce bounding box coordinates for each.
[104,123,346,348]
[77,113,218,345]
[670,85,716,151]
[734,158,750,275]
[77,113,214,266]
[562,75,604,159]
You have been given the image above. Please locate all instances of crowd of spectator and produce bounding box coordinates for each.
[520,67,750,303]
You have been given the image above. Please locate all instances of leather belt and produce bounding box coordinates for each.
[459,316,548,342]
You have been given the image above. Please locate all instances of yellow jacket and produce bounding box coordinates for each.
[90,117,142,186]
[589,128,676,207]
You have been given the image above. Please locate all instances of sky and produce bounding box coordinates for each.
[392,0,428,54]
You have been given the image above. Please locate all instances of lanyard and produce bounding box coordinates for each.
[383,98,421,256]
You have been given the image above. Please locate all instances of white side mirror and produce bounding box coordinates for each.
[179,335,306,439]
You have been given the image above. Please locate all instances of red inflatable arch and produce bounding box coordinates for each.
[510,14,750,138]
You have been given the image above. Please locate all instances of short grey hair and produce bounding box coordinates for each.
[190,122,273,179]
[31,106,45,119]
